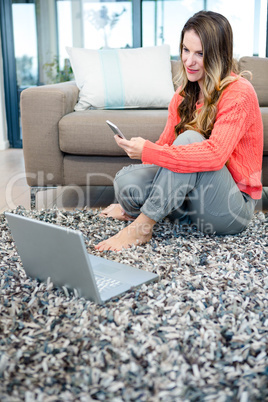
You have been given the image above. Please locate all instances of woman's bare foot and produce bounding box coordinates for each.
[99,203,135,221]
[95,213,156,251]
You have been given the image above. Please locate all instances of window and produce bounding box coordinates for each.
[142,0,267,58]
[206,0,267,58]
[57,0,133,73]
[12,1,38,143]
[142,0,204,56]
[12,2,38,88]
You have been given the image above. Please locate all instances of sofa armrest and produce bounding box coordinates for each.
[21,81,79,187]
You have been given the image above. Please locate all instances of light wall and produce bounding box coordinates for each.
[0,26,9,150]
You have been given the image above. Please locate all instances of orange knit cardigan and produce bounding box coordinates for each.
[142,76,263,199]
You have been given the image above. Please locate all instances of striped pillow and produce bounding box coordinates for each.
[66,45,175,110]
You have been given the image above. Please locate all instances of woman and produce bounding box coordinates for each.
[95,10,263,252]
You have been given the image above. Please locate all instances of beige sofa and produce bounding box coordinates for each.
[21,57,268,209]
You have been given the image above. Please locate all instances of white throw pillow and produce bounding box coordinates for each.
[66,45,175,110]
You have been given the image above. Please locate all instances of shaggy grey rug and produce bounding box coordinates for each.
[0,207,267,402]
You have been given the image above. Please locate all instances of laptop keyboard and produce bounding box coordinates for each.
[95,274,123,293]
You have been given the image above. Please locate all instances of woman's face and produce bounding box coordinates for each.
[182,29,205,89]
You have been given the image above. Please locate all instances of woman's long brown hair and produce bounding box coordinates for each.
[175,11,239,139]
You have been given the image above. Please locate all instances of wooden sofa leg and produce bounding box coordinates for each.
[30,186,57,210]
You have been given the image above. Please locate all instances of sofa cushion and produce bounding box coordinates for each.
[238,56,268,107]
[66,45,175,110]
[59,109,168,156]
[59,106,268,157]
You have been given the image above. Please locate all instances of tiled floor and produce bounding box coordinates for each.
[0,148,267,213]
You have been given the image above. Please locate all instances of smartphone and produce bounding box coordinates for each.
[106,120,126,139]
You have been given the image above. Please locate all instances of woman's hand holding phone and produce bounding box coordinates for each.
[114,135,146,160]
[106,120,145,160]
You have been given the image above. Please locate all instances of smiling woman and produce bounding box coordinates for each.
[96,10,263,252]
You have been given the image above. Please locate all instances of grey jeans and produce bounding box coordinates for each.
[114,130,256,234]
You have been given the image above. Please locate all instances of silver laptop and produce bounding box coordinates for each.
[5,213,158,304]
